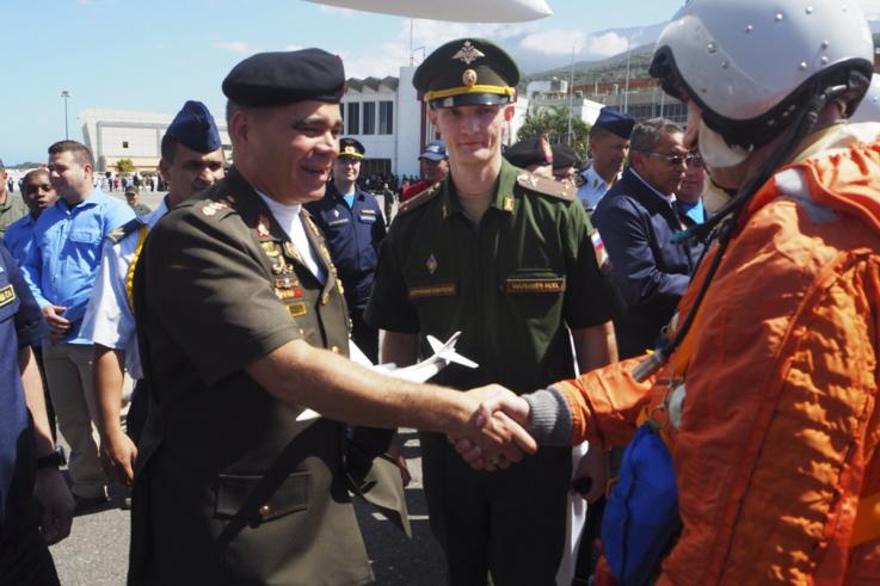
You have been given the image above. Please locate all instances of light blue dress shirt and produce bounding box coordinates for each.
[3,213,36,265]
[577,166,620,212]
[22,189,135,345]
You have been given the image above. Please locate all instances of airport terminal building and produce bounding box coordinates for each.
[78,66,563,178]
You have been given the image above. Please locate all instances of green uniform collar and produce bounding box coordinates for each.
[440,158,519,220]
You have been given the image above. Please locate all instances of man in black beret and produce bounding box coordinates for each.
[128,48,535,585]
[552,143,580,184]
[504,134,554,177]
[578,106,636,212]
[366,38,617,586]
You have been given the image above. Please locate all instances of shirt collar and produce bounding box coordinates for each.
[630,168,677,204]
[442,158,519,220]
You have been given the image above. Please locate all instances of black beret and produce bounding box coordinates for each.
[593,107,636,139]
[222,48,346,108]
[413,38,519,108]
[551,143,579,170]
[504,135,553,169]
[166,101,222,154]
[339,137,365,160]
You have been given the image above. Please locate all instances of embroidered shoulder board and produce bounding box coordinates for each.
[106,218,144,244]
[398,183,441,216]
[516,172,576,201]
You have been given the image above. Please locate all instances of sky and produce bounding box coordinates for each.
[2,0,879,164]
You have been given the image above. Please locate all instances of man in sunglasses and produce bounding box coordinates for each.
[591,118,704,359]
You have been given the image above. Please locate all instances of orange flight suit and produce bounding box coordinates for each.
[555,124,880,585]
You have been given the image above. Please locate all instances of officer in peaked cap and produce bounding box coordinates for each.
[578,106,636,212]
[504,135,555,176]
[125,48,528,585]
[412,38,519,108]
[337,137,365,160]
[367,37,616,586]
[305,135,386,363]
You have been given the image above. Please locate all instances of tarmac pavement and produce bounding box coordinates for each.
[51,429,447,585]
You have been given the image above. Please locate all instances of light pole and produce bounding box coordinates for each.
[61,90,71,140]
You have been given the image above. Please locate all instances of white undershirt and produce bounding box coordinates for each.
[255,191,326,284]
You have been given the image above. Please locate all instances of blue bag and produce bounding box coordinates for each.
[601,422,681,586]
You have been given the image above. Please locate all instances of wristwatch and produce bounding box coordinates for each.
[36,446,67,470]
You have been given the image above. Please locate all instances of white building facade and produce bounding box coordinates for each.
[79,109,231,172]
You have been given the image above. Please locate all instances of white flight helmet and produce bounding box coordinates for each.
[649,0,874,149]
[850,73,880,123]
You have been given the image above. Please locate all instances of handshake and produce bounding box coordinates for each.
[448,384,536,472]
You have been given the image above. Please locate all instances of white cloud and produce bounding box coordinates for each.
[520,30,586,55]
[212,41,259,54]
[340,43,412,79]
[285,44,304,52]
[860,0,880,20]
[585,32,630,57]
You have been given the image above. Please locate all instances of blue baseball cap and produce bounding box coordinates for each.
[166,100,222,154]
[593,107,635,140]
[419,140,447,162]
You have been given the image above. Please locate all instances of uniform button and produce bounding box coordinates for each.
[331,345,340,354]
[259,504,271,518]
[321,293,329,305]
[298,328,304,335]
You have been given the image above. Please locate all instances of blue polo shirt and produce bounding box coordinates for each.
[22,190,134,344]
[3,213,36,265]
[0,242,47,529]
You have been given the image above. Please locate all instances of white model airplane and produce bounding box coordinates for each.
[303,0,552,22]
[296,331,477,421]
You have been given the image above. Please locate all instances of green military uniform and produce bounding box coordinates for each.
[130,168,403,585]
[0,193,28,235]
[366,159,614,584]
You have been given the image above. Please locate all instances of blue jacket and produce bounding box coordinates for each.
[592,168,703,359]
[0,242,47,535]
[306,184,386,312]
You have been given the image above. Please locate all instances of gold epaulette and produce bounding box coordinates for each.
[516,172,576,201]
[398,183,441,215]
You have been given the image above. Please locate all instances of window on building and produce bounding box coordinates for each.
[362,102,376,135]
[122,141,129,149]
[346,102,360,135]
[378,101,393,135]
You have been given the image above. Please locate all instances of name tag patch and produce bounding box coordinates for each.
[287,302,308,318]
[0,285,15,308]
[504,277,565,294]
[328,218,350,226]
[407,282,458,300]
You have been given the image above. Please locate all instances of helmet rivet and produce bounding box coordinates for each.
[821,40,830,49]
[707,42,717,54]
[820,56,829,65]
[745,24,754,33]
[721,61,729,70]
[775,12,784,22]
[799,61,808,70]
[805,6,814,14]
